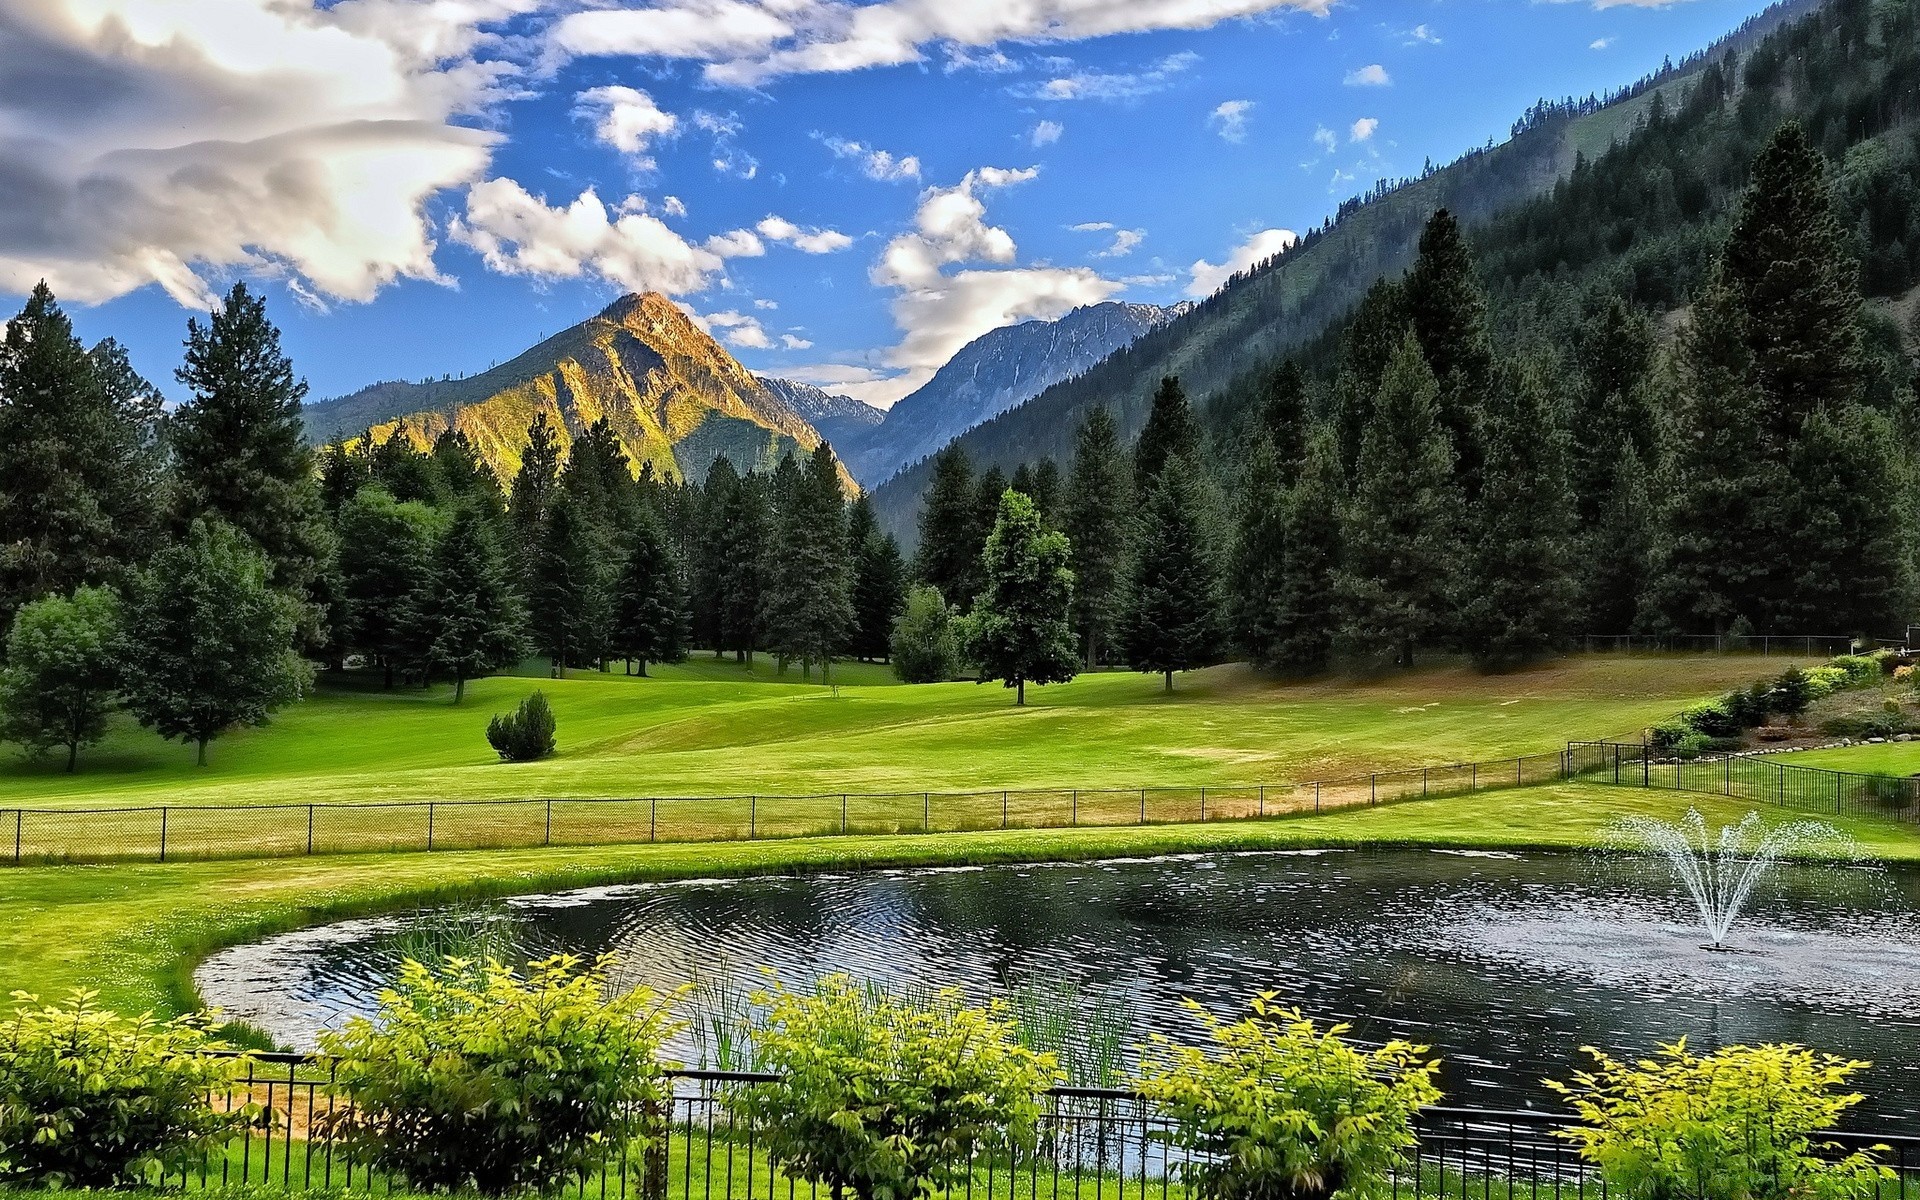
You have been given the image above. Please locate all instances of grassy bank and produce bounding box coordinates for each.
[0,654,1806,810]
[1776,742,1920,775]
[5,780,1913,1023]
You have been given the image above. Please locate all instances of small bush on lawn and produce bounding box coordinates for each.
[729,974,1059,1200]
[1548,1040,1889,1200]
[0,990,252,1188]
[317,955,682,1197]
[485,689,556,762]
[1134,993,1441,1200]
[1649,719,1711,758]
[1829,655,1882,689]
[1678,701,1740,740]
[1803,666,1851,702]
[1772,666,1813,717]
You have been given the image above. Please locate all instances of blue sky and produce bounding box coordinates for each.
[11,0,1777,408]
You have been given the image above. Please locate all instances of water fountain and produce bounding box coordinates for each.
[1616,808,1852,949]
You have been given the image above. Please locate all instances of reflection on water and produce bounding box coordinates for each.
[197,848,1920,1122]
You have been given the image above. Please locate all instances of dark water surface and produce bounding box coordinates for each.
[197,848,1920,1124]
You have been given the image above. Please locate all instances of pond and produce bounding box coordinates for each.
[197,847,1920,1123]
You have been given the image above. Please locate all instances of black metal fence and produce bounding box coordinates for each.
[155,1055,1920,1200]
[1576,633,1872,656]
[1570,740,1920,824]
[0,749,1578,866]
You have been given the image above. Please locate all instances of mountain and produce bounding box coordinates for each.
[756,376,883,450]
[303,293,849,488]
[840,301,1180,488]
[867,0,1821,542]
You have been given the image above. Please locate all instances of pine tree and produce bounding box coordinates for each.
[170,283,329,620]
[1269,425,1344,675]
[368,432,440,504]
[967,489,1078,706]
[1782,402,1915,634]
[691,457,740,656]
[1124,458,1223,691]
[508,412,562,584]
[762,444,854,682]
[1063,408,1133,667]
[1459,360,1577,668]
[1258,359,1310,475]
[1030,458,1063,527]
[120,520,310,767]
[1336,333,1462,668]
[608,509,689,676]
[526,493,603,676]
[413,504,526,703]
[1571,299,1658,630]
[432,429,504,519]
[1330,279,1409,478]
[0,283,157,626]
[1133,375,1199,489]
[1228,440,1290,668]
[915,447,982,610]
[336,486,442,687]
[1402,210,1495,492]
[847,495,906,662]
[718,472,771,663]
[561,417,639,539]
[974,465,1009,538]
[318,441,371,516]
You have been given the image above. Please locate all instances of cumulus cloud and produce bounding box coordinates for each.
[548,0,1334,87]
[574,85,677,164]
[1590,36,1616,48]
[1344,63,1391,85]
[702,308,774,349]
[1408,23,1441,43]
[1211,99,1254,142]
[1031,51,1200,101]
[817,135,921,181]
[1350,117,1379,141]
[780,333,812,349]
[0,0,529,308]
[1186,227,1298,298]
[1311,125,1338,153]
[704,228,766,258]
[756,215,854,254]
[1070,222,1143,258]
[449,180,725,295]
[1030,120,1064,147]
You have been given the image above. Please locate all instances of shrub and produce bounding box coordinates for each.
[1722,684,1771,729]
[485,689,556,762]
[1679,701,1740,740]
[0,990,252,1188]
[318,955,682,1197]
[1649,719,1710,758]
[1771,666,1813,717]
[1828,654,1881,688]
[1547,1040,1889,1200]
[890,586,960,683]
[1134,994,1441,1200]
[729,975,1059,1200]
[1802,666,1850,701]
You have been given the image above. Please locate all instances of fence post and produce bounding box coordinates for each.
[1139,788,1146,824]
[1837,774,1843,815]
[1470,763,1477,792]
[426,802,434,851]
[1314,781,1320,813]
[11,809,19,865]
[1724,755,1731,797]
[1200,788,1207,822]
[159,807,167,863]
[1422,767,1429,797]
[1644,743,1651,788]
[750,796,757,840]
[841,793,848,835]
[1071,790,1078,826]
[1613,745,1620,785]
[1370,774,1377,805]
[649,797,657,842]
[923,792,929,832]
[1258,785,1265,817]
[1002,791,1009,829]
[307,804,315,855]
[544,799,552,846]
[1516,758,1522,786]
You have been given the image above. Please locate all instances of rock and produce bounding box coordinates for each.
[1869,737,1888,744]
[1898,734,1914,743]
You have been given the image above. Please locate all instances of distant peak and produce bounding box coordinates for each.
[597,291,684,324]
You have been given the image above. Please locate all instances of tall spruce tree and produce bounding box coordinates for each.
[1228,440,1290,669]
[847,495,907,662]
[1336,333,1461,668]
[762,444,854,682]
[1330,279,1409,478]
[1123,457,1223,691]
[508,412,562,584]
[318,441,371,516]
[915,447,982,609]
[1571,299,1658,630]
[691,457,740,656]
[1133,375,1199,490]
[1401,210,1495,493]
[1063,408,1133,668]
[1783,403,1915,634]
[1459,360,1577,668]
[413,504,526,703]
[527,493,604,676]
[608,509,689,676]
[1030,459,1063,527]
[1269,425,1344,675]
[1258,359,1310,475]
[431,429,504,519]
[368,433,440,505]
[336,486,443,687]
[967,489,1078,706]
[719,472,771,663]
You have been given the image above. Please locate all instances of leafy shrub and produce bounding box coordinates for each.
[1829,655,1881,688]
[1679,701,1740,740]
[1802,666,1850,701]
[1722,684,1772,729]
[1649,720,1711,758]
[485,689,556,762]
[1820,710,1911,739]
[317,955,682,1196]
[1772,666,1813,717]
[1134,994,1441,1200]
[0,990,252,1187]
[1548,1040,1889,1200]
[891,586,960,683]
[729,974,1059,1200]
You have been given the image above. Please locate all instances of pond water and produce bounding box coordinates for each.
[197,848,1920,1123]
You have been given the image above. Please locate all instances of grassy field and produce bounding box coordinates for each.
[4,780,1912,1022]
[0,653,1809,810]
[1778,743,1920,775]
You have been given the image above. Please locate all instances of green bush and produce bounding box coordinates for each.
[1828,654,1881,688]
[1548,1040,1889,1200]
[1771,666,1813,717]
[1802,666,1850,700]
[729,975,1059,1200]
[890,586,960,683]
[1721,684,1771,729]
[1649,720,1711,758]
[317,955,682,1196]
[485,689,556,762]
[1678,701,1740,740]
[0,990,252,1187]
[1134,994,1441,1200]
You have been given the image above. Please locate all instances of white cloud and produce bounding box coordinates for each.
[0,0,526,308]
[818,135,922,181]
[780,333,812,349]
[1312,125,1338,153]
[1210,99,1254,142]
[1409,23,1441,43]
[662,195,688,218]
[574,85,677,165]
[1350,117,1379,141]
[703,308,774,349]
[1030,120,1065,147]
[1032,51,1200,101]
[1070,222,1143,258]
[1344,63,1391,86]
[449,179,725,296]
[756,215,855,254]
[1186,227,1298,298]
[548,1,1335,87]
[704,229,766,258]
[753,298,779,309]
[1590,36,1616,48]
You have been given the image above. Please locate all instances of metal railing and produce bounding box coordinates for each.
[152,1055,1920,1199]
[0,750,1579,866]
[1570,740,1920,824]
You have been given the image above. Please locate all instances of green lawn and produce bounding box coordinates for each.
[0,653,1809,810]
[4,780,1912,1022]
[1773,743,1920,775]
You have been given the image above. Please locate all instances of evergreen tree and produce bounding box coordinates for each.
[1459,360,1577,668]
[120,520,310,767]
[431,429,504,519]
[974,464,1010,535]
[413,504,526,703]
[608,509,688,676]
[170,283,329,619]
[87,338,164,452]
[0,283,157,626]
[1133,375,1199,489]
[526,493,603,676]
[967,489,1078,706]
[1228,440,1290,668]
[336,486,442,687]
[508,412,562,583]
[1269,425,1344,675]
[319,441,371,516]
[0,586,121,772]
[1337,334,1462,668]
[1571,299,1658,629]
[368,432,440,504]
[1782,402,1915,634]
[717,472,771,663]
[1402,211,1496,496]
[561,417,638,538]
[1258,359,1310,474]
[915,447,982,609]
[1063,408,1133,667]
[1330,280,1409,478]
[847,495,907,662]
[762,445,854,682]
[1123,458,1223,691]
[690,457,740,656]
[1030,459,1063,527]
